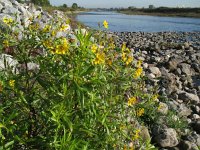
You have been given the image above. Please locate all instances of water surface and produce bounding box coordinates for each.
[77,11,200,32]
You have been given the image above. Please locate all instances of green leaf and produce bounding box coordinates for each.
[80,66,94,76]
[0,123,6,129]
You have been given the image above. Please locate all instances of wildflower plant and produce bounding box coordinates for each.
[0,15,180,150]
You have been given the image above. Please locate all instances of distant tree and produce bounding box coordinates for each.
[149,5,155,9]
[128,6,136,10]
[63,4,68,8]
[72,3,78,9]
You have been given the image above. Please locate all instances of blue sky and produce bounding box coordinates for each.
[49,0,200,8]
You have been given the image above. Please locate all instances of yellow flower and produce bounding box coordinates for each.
[107,59,112,66]
[3,17,13,25]
[136,60,142,67]
[43,25,51,32]
[103,20,108,29]
[91,44,98,53]
[133,129,140,140]
[60,24,70,31]
[93,52,105,65]
[133,67,143,79]
[109,42,115,49]
[36,14,41,19]
[122,52,127,62]
[54,38,69,55]
[3,40,9,48]
[158,103,164,111]
[136,108,144,117]
[122,42,126,52]
[152,94,159,101]
[66,19,70,24]
[126,55,133,65]
[119,125,126,130]
[9,80,15,88]
[128,97,137,106]
[51,30,56,37]
[43,40,53,49]
[123,145,127,150]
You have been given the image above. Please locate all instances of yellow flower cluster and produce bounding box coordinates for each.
[60,24,70,31]
[54,38,69,55]
[121,43,133,65]
[3,40,9,48]
[93,52,105,65]
[152,94,159,101]
[3,17,13,25]
[43,25,51,32]
[133,67,143,79]
[136,60,142,67]
[28,23,39,31]
[133,129,140,140]
[103,20,108,29]
[136,108,144,117]
[123,144,134,150]
[9,80,15,88]
[128,96,137,106]
[91,44,98,53]
[43,40,53,49]
[43,38,69,55]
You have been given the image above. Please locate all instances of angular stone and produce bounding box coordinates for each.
[178,92,200,104]
[178,63,192,76]
[153,127,179,148]
[178,104,192,117]
[149,66,161,77]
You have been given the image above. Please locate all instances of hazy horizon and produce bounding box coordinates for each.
[49,0,200,8]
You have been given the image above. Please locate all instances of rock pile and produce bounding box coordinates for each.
[113,31,200,149]
[0,0,67,29]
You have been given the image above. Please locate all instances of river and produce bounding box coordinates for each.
[76,11,200,32]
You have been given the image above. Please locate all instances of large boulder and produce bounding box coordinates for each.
[178,91,200,104]
[153,127,179,148]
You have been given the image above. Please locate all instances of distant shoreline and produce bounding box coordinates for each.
[118,8,200,18]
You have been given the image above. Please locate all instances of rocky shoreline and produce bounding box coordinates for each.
[112,31,200,149]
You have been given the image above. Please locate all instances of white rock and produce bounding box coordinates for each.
[154,128,179,148]
[149,66,161,77]
[0,54,18,73]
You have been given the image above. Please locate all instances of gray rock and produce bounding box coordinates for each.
[155,43,160,51]
[191,121,200,134]
[178,92,200,104]
[168,58,183,71]
[158,102,169,114]
[184,42,190,49]
[178,104,192,117]
[2,5,19,14]
[0,3,3,11]
[193,114,200,120]
[153,127,179,147]
[0,0,12,6]
[140,126,151,142]
[178,63,192,76]
[149,66,161,77]
[179,140,199,150]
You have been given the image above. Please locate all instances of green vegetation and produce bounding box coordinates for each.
[118,7,200,18]
[0,13,188,149]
